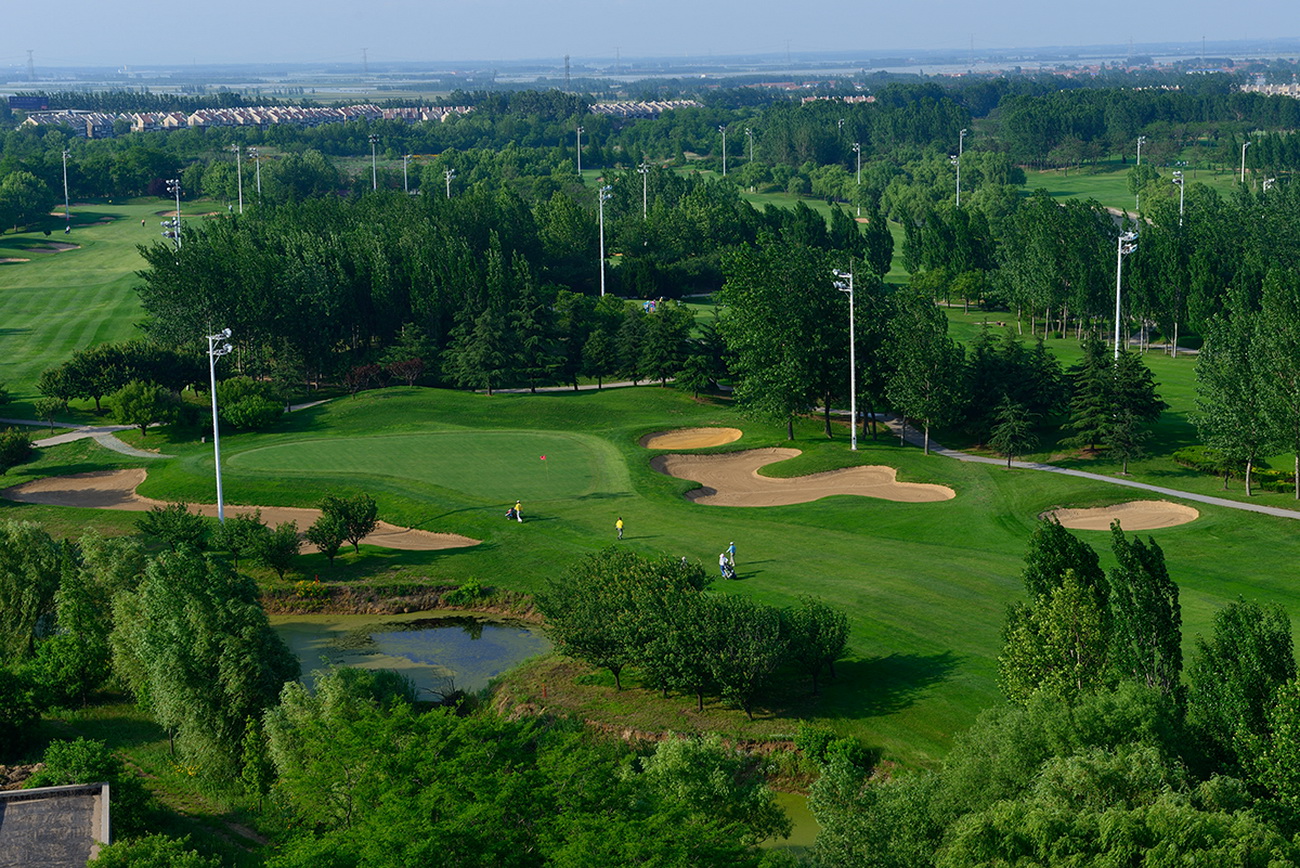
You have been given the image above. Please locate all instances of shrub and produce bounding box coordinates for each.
[26,738,153,836]
[0,428,32,475]
[257,521,301,580]
[443,580,484,607]
[135,503,208,551]
[216,377,283,430]
[0,665,38,759]
[88,834,219,867]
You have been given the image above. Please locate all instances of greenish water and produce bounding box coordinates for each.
[763,791,818,854]
[271,611,551,697]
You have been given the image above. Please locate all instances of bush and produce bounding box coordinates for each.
[135,503,208,551]
[217,377,284,430]
[26,738,153,836]
[1174,446,1294,490]
[0,428,32,475]
[443,580,484,607]
[88,834,218,867]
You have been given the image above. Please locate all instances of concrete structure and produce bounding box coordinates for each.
[0,782,110,867]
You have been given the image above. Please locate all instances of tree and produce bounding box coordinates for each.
[1195,302,1277,494]
[0,665,38,758]
[88,834,219,868]
[112,380,178,435]
[135,503,208,552]
[320,494,378,554]
[0,428,31,476]
[33,397,63,431]
[1186,599,1295,771]
[214,510,270,569]
[719,242,845,439]
[987,397,1038,468]
[862,211,895,278]
[305,513,346,565]
[703,594,786,719]
[1257,268,1300,498]
[0,170,55,230]
[1108,525,1181,700]
[110,549,299,781]
[887,289,964,453]
[0,521,65,664]
[256,521,301,580]
[781,596,850,695]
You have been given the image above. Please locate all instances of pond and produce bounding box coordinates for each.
[270,611,551,698]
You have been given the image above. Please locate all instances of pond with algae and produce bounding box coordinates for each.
[270,611,551,696]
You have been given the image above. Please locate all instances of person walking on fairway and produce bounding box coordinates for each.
[616,517,624,539]
[514,500,523,523]
[727,541,736,567]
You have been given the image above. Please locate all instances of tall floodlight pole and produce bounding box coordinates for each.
[638,160,649,219]
[1173,170,1185,227]
[249,147,261,201]
[369,133,379,190]
[444,167,455,199]
[745,126,754,162]
[576,126,584,175]
[956,128,967,207]
[231,144,243,213]
[402,154,411,193]
[163,179,182,250]
[1241,140,1251,183]
[832,269,857,451]
[61,148,70,230]
[1135,136,1147,211]
[852,142,861,215]
[719,125,727,176]
[207,329,234,523]
[1114,231,1138,359]
[598,184,612,297]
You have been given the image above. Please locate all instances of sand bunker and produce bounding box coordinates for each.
[639,427,743,450]
[1045,500,1199,531]
[0,258,30,264]
[1,470,479,553]
[21,242,78,253]
[652,447,955,507]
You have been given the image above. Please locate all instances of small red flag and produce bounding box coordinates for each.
[540,455,547,461]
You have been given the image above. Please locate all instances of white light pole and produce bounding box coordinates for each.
[402,154,411,193]
[719,125,727,176]
[598,184,612,296]
[444,167,455,199]
[369,133,379,190]
[163,179,182,250]
[206,329,234,523]
[231,144,243,213]
[1135,135,1147,211]
[1172,170,1185,227]
[745,126,754,162]
[249,147,261,201]
[576,126,584,175]
[832,269,857,451]
[1114,231,1138,359]
[61,148,70,231]
[638,160,649,219]
[852,142,861,215]
[956,128,967,207]
[1241,140,1251,183]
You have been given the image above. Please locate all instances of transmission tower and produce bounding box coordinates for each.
[27,50,36,81]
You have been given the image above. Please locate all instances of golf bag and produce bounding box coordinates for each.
[505,507,518,521]
[721,560,737,580]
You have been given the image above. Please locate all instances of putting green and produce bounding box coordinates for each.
[227,430,629,502]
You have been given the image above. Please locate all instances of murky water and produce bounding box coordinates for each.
[764,791,819,854]
[271,611,551,698]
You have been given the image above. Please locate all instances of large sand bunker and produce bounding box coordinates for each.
[639,427,743,450]
[652,447,955,507]
[1,470,479,553]
[1045,500,1199,531]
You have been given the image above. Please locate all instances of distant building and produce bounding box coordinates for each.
[8,95,49,111]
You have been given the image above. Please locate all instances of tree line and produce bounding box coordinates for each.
[539,548,850,718]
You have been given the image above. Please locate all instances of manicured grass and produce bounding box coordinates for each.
[1022,161,1244,212]
[13,384,1300,769]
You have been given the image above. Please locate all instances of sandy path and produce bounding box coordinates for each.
[639,427,743,449]
[652,448,955,506]
[1046,500,1199,531]
[0,470,479,553]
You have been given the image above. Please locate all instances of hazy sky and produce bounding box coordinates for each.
[4,0,1296,68]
